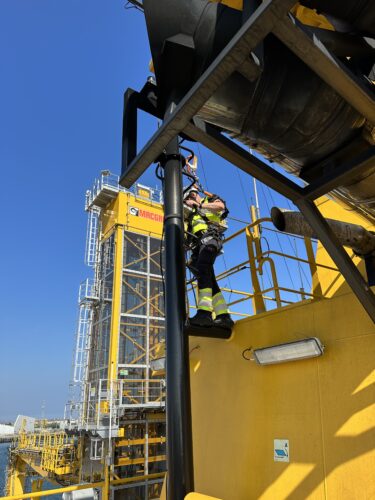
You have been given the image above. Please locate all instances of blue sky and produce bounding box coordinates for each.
[0,1,308,421]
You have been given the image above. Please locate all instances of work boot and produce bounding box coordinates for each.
[213,313,234,330]
[189,310,213,327]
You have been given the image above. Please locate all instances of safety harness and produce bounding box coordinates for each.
[184,195,229,252]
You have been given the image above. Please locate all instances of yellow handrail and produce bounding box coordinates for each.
[1,472,166,500]
[186,212,347,316]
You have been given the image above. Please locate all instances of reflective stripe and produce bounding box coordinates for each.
[215,306,229,316]
[213,292,229,315]
[198,304,212,311]
[212,292,225,306]
[198,287,213,312]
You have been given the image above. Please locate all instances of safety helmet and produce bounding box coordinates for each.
[183,186,199,200]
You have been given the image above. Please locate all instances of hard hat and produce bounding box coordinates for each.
[183,186,199,200]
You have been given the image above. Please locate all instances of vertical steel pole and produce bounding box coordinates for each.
[162,132,194,499]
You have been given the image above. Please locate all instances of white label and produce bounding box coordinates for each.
[274,439,289,462]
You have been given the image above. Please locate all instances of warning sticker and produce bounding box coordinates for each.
[274,439,289,462]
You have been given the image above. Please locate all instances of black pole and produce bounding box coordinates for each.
[163,133,194,499]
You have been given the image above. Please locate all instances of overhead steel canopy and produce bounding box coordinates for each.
[120,0,375,319]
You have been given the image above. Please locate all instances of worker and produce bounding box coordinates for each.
[184,186,234,329]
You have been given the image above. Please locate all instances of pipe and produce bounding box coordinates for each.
[271,207,375,256]
[62,490,96,500]
[162,132,194,499]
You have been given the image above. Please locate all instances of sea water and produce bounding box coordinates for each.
[0,443,9,495]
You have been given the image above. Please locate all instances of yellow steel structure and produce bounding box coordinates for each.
[6,431,80,497]
[101,189,164,239]
[1,473,166,500]
[4,172,375,499]
[5,458,26,499]
[81,182,166,497]
[187,198,375,499]
[5,180,167,499]
[15,431,78,473]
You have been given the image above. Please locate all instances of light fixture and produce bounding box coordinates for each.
[253,338,324,365]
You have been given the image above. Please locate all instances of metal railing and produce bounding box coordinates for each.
[134,182,163,203]
[64,401,82,430]
[85,172,124,210]
[80,378,165,430]
[13,431,78,475]
[85,171,163,210]
[85,206,101,267]
[71,280,98,386]
[2,474,166,500]
[118,378,165,407]
[187,213,340,317]
[79,278,100,303]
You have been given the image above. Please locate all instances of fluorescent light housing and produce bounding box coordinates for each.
[253,338,324,365]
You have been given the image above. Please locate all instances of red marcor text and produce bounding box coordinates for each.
[139,209,163,223]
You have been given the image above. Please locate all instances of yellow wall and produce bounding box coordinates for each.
[98,190,375,499]
[101,191,164,239]
[190,289,375,499]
